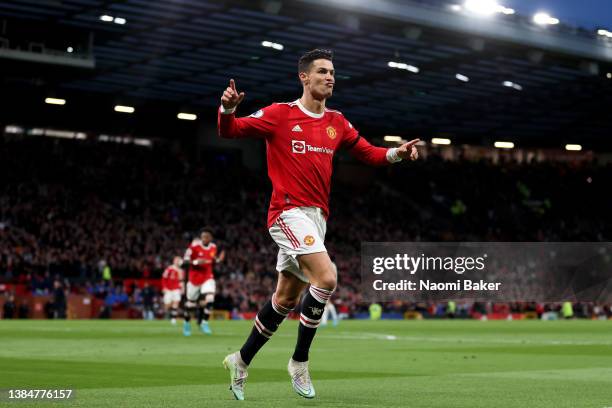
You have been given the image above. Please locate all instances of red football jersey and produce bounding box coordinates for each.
[184,241,217,285]
[161,265,184,291]
[218,100,390,227]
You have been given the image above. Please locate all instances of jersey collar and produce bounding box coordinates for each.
[194,240,213,250]
[295,99,324,119]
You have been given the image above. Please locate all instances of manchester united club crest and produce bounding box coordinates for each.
[304,235,315,246]
[326,126,337,139]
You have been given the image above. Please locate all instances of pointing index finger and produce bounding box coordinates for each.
[229,79,237,92]
[404,138,421,148]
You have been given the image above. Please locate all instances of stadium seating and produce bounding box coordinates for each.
[1,137,611,318]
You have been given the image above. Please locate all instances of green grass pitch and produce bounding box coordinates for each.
[1,319,611,407]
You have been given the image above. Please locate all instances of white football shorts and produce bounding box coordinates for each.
[268,206,327,283]
[163,289,181,305]
[186,279,216,302]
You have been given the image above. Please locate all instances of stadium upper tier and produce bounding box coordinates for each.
[0,0,611,149]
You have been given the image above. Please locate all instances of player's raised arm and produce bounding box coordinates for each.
[217,79,279,139]
[341,116,419,165]
[346,133,420,166]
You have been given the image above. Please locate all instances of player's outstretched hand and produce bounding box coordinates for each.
[396,138,420,161]
[221,79,245,110]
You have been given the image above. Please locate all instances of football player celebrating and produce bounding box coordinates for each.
[218,49,419,400]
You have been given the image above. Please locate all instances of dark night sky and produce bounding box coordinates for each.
[505,0,612,30]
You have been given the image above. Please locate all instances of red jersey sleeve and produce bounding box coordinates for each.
[217,104,280,139]
[341,117,390,166]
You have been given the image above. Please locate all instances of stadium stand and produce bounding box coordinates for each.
[1,137,610,318]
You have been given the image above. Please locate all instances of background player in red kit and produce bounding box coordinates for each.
[183,229,225,336]
[219,49,419,400]
[161,256,184,325]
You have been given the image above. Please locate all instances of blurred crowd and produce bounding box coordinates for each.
[1,137,611,316]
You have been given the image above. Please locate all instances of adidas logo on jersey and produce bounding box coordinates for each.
[292,125,303,132]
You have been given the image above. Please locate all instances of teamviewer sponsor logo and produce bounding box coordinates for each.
[292,140,306,154]
[291,140,333,155]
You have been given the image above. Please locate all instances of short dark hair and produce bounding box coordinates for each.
[199,227,213,236]
[298,49,333,74]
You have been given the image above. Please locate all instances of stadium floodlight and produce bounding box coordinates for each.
[565,144,582,151]
[28,128,44,136]
[455,73,469,82]
[533,12,559,25]
[449,4,462,12]
[261,41,284,50]
[432,138,451,145]
[134,138,152,147]
[463,0,513,16]
[67,46,74,53]
[100,15,113,22]
[464,0,499,16]
[114,17,126,25]
[494,141,514,149]
[503,81,522,91]
[114,105,135,113]
[607,73,612,79]
[5,125,24,134]
[387,61,419,73]
[598,29,612,38]
[45,129,76,139]
[45,97,66,105]
[177,113,197,121]
[384,135,403,142]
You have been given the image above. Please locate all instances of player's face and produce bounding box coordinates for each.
[303,59,335,99]
[201,232,212,244]
[173,257,182,267]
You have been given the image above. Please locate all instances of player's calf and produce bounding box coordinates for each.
[198,294,214,334]
[170,306,178,325]
[239,292,295,365]
[183,300,197,336]
[293,285,334,362]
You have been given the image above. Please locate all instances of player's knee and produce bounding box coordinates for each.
[314,270,337,291]
[317,278,336,292]
[300,263,336,290]
[275,292,299,310]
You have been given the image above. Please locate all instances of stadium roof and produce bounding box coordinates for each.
[1,0,611,149]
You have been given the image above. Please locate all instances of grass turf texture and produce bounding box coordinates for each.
[1,320,611,407]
